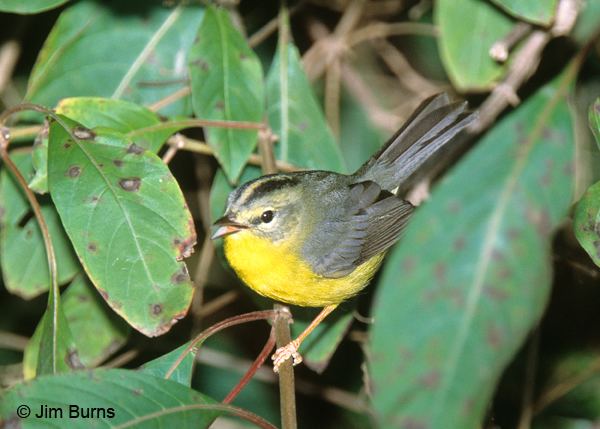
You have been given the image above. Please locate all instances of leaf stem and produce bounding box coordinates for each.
[164,310,280,380]
[223,328,276,404]
[0,120,59,372]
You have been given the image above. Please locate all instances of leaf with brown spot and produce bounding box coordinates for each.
[48,116,195,337]
[370,71,575,427]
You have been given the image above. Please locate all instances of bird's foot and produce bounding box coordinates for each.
[272,340,302,373]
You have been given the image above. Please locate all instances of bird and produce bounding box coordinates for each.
[212,93,476,372]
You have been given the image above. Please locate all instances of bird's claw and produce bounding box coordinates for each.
[272,341,303,373]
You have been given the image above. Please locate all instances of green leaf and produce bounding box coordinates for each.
[290,306,354,373]
[189,5,265,183]
[490,0,558,26]
[435,0,513,91]
[0,0,68,14]
[47,116,195,337]
[574,181,600,267]
[266,39,345,171]
[26,1,204,117]
[141,342,195,386]
[0,150,79,298]
[24,275,128,378]
[0,369,219,428]
[589,98,600,148]
[369,72,575,427]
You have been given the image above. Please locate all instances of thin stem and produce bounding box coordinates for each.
[223,329,276,404]
[147,86,191,112]
[273,304,297,429]
[130,118,266,136]
[164,310,279,380]
[0,118,60,372]
[517,330,539,429]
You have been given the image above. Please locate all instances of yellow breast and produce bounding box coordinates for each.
[223,230,384,307]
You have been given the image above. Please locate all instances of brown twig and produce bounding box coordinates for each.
[346,21,437,48]
[102,349,139,369]
[0,331,29,351]
[489,22,532,63]
[248,2,305,48]
[166,129,298,172]
[0,39,21,95]
[470,0,580,134]
[373,38,444,96]
[147,86,192,112]
[161,132,185,164]
[164,310,280,380]
[325,58,342,137]
[197,290,239,320]
[223,328,276,404]
[257,126,278,174]
[273,304,297,429]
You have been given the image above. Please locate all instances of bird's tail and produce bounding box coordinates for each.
[354,93,476,193]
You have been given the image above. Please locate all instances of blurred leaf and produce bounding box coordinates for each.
[48,116,195,337]
[266,38,345,171]
[210,166,261,224]
[0,150,79,298]
[533,416,600,429]
[589,98,600,148]
[573,181,600,267]
[24,275,129,378]
[490,0,558,26]
[141,342,195,386]
[290,306,354,373]
[536,349,600,420]
[339,90,384,173]
[0,369,220,428]
[435,0,513,91]
[189,5,264,183]
[571,0,600,45]
[25,1,204,117]
[29,125,49,194]
[369,71,575,427]
[0,0,68,14]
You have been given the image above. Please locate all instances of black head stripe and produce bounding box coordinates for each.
[238,175,300,206]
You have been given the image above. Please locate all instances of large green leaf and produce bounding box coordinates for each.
[589,98,600,148]
[491,0,558,26]
[188,6,265,183]
[435,0,513,91]
[369,72,575,427]
[24,275,130,379]
[0,150,79,298]
[48,116,195,337]
[266,40,345,172]
[25,1,204,117]
[574,181,600,267]
[0,0,68,14]
[0,369,219,428]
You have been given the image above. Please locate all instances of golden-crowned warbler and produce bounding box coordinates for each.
[213,93,475,371]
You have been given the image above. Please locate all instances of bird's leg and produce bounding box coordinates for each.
[272,304,338,372]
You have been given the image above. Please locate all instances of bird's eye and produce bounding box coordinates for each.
[261,210,274,223]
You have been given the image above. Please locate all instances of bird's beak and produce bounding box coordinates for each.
[211,215,247,240]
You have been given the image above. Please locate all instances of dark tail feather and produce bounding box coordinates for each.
[354,93,477,192]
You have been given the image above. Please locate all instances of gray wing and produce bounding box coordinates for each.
[307,181,414,278]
